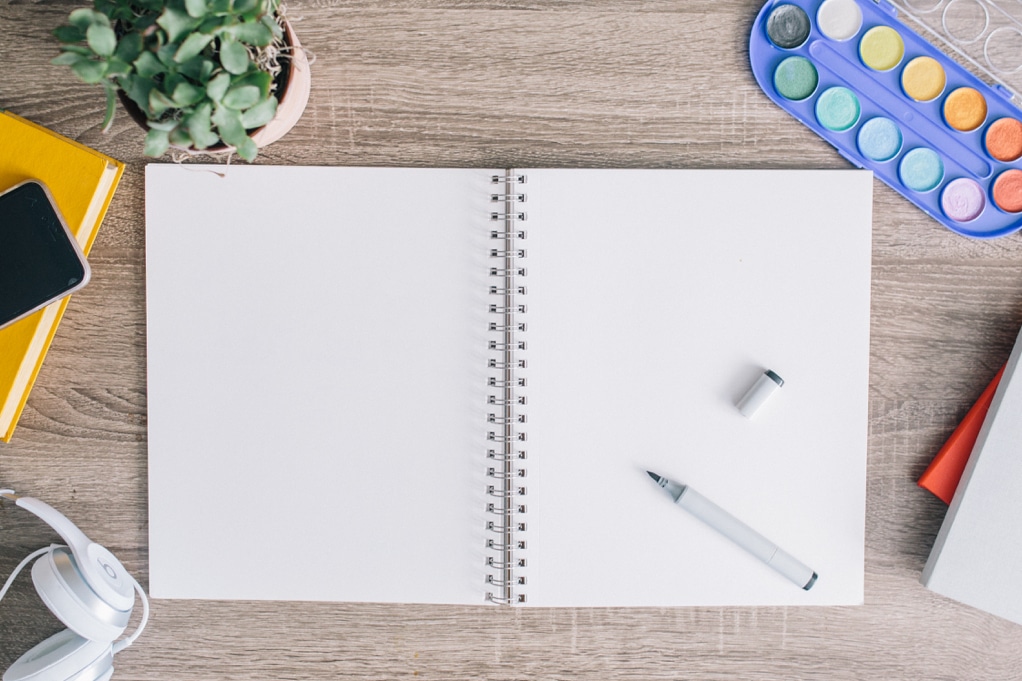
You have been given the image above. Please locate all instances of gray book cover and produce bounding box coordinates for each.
[922,325,1022,624]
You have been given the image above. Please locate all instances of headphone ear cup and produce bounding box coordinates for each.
[31,547,131,644]
[3,629,113,681]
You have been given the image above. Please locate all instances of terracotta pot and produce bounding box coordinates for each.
[118,18,310,155]
[249,19,310,148]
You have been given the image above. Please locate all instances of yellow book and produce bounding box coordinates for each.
[0,111,124,442]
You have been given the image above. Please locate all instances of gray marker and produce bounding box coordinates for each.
[647,471,817,590]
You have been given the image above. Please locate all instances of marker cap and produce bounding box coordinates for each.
[736,369,784,418]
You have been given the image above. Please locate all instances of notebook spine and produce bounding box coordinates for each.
[484,171,528,605]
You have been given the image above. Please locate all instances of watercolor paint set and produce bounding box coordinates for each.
[750,0,1022,238]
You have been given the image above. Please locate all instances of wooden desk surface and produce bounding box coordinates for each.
[3,1,1022,678]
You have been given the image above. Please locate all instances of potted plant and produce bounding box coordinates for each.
[52,0,310,161]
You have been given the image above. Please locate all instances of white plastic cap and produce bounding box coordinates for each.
[736,370,784,418]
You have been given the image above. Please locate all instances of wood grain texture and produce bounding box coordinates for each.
[4,0,1022,678]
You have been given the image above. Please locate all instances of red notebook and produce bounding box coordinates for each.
[918,364,1005,504]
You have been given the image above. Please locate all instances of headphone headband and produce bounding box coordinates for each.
[1,488,149,681]
[2,492,135,611]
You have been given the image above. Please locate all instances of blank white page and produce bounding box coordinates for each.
[146,165,496,603]
[519,169,872,606]
[147,166,872,607]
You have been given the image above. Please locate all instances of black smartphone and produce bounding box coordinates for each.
[0,180,90,330]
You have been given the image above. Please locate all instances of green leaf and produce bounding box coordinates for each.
[218,37,250,74]
[233,0,261,15]
[157,43,180,68]
[132,14,159,34]
[223,84,259,109]
[262,14,283,41]
[160,73,185,98]
[102,84,117,132]
[97,0,135,23]
[55,45,93,57]
[144,128,171,157]
[52,51,86,66]
[235,70,271,98]
[146,119,180,131]
[212,103,246,145]
[185,103,221,149]
[198,16,225,34]
[71,59,107,84]
[157,7,201,43]
[169,125,194,147]
[115,33,144,63]
[185,0,209,18]
[68,8,106,30]
[205,72,231,102]
[172,81,205,107]
[105,57,132,78]
[149,89,177,116]
[86,23,117,57]
[212,101,259,160]
[221,21,273,46]
[107,5,137,24]
[179,56,215,82]
[134,51,166,78]
[241,96,277,129]
[96,0,142,19]
[53,25,86,44]
[175,32,214,62]
[234,136,258,161]
[121,76,154,111]
[67,9,91,30]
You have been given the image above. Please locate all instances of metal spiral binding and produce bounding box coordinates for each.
[484,170,528,605]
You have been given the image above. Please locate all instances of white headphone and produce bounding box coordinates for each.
[0,489,148,681]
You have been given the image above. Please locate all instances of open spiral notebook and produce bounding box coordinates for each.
[146,165,872,607]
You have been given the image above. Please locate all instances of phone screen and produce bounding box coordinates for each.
[0,181,89,327]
